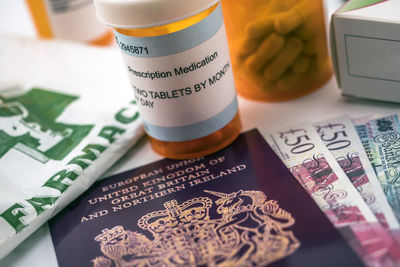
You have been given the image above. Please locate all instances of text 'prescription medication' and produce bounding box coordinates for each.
[25,0,113,45]
[93,0,241,159]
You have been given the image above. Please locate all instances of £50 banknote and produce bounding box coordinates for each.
[265,123,400,267]
[314,116,399,235]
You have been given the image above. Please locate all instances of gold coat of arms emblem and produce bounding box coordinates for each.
[92,190,300,267]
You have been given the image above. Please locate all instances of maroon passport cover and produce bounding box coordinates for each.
[49,129,364,267]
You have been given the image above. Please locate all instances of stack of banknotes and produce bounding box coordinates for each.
[266,113,400,267]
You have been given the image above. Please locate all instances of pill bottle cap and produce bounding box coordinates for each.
[94,0,220,29]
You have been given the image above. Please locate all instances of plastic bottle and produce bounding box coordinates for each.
[93,0,241,159]
[221,0,333,101]
[25,0,113,45]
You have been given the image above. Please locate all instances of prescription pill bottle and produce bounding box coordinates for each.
[94,0,241,159]
[221,0,333,101]
[25,0,113,45]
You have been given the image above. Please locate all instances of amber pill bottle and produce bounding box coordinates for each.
[222,0,333,101]
[94,0,241,159]
[25,0,113,45]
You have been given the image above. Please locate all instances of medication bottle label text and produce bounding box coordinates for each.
[114,3,237,142]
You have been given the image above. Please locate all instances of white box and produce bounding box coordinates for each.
[330,0,400,102]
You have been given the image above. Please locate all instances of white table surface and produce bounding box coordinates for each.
[1,0,399,266]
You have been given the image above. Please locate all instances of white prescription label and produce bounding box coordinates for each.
[114,3,238,142]
[44,0,108,41]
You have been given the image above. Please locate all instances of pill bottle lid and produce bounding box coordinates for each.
[94,0,220,29]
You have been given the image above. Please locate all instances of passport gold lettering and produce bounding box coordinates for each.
[84,164,247,221]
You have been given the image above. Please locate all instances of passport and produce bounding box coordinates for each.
[49,129,364,267]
